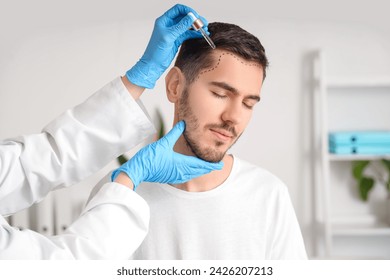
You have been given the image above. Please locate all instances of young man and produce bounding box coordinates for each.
[122,22,307,259]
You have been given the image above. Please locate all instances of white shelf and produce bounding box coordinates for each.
[332,223,390,237]
[328,154,390,161]
[326,78,390,89]
[312,50,390,259]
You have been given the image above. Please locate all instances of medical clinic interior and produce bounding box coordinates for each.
[1,0,390,259]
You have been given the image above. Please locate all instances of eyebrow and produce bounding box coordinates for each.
[209,81,261,102]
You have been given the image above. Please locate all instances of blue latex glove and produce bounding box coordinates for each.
[126,4,209,89]
[111,121,223,189]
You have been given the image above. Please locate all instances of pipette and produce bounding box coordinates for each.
[187,12,216,49]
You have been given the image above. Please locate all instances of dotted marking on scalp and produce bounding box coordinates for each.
[194,52,261,82]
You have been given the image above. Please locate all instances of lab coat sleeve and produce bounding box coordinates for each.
[0,77,155,216]
[0,182,149,259]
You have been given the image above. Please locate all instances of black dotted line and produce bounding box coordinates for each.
[194,52,260,82]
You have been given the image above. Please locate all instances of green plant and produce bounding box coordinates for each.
[155,108,166,140]
[352,159,390,201]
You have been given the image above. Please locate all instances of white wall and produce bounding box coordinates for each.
[1,0,390,258]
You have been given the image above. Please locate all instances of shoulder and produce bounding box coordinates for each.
[232,156,288,195]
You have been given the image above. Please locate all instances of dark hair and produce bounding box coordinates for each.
[174,22,269,84]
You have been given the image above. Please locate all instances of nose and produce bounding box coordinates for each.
[221,101,242,125]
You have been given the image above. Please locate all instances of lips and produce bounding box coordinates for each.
[210,128,233,141]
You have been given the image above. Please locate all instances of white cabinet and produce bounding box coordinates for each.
[312,50,390,259]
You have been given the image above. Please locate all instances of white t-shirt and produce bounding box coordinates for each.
[132,156,307,260]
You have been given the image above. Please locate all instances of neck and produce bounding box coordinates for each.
[173,136,234,192]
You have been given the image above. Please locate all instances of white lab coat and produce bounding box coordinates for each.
[0,77,155,259]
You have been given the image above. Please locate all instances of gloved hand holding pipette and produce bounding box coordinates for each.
[126,4,210,89]
[112,121,224,190]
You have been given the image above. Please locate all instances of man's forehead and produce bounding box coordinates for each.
[195,50,262,81]
[193,50,263,94]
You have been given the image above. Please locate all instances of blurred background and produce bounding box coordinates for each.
[1,0,390,259]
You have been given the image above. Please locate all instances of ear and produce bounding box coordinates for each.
[165,67,186,103]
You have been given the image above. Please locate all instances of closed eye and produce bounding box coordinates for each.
[211,91,227,99]
[243,99,259,110]
[243,102,255,110]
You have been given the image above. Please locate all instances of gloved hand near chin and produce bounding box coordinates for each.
[126,4,209,89]
[111,121,223,190]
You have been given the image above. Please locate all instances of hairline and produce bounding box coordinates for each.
[181,48,266,87]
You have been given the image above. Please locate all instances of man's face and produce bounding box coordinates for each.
[177,50,264,162]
